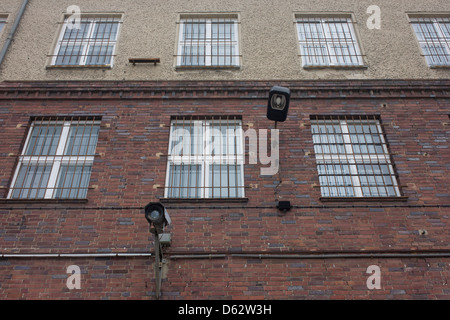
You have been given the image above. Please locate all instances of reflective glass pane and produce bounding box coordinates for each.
[25,124,62,156]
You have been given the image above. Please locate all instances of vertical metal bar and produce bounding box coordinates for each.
[32,118,51,199]
[177,117,185,198]
[74,18,86,65]
[186,116,192,198]
[233,115,239,197]
[347,18,360,65]
[225,116,229,198]
[55,117,71,198]
[168,118,176,198]
[74,117,90,199]
[17,118,39,198]
[57,117,70,198]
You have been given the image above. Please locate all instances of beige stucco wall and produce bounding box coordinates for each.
[0,0,449,81]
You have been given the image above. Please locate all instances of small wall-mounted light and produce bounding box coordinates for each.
[267,86,291,122]
[276,201,292,213]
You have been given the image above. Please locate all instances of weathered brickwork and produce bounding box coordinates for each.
[0,257,449,299]
[0,80,449,299]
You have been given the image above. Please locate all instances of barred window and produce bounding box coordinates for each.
[8,117,100,200]
[165,116,244,199]
[296,16,363,67]
[410,17,450,67]
[51,16,121,67]
[310,115,401,198]
[176,16,240,67]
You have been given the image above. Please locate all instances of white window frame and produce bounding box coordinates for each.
[312,117,401,198]
[176,16,240,67]
[410,17,450,67]
[296,16,364,67]
[51,15,121,67]
[165,117,245,199]
[8,119,100,199]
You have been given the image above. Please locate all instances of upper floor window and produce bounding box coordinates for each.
[296,15,364,68]
[410,16,450,67]
[176,15,240,68]
[310,115,401,199]
[50,15,121,67]
[8,117,100,200]
[165,116,244,199]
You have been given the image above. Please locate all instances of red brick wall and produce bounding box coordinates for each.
[0,80,449,300]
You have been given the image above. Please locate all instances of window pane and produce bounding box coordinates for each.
[211,45,236,66]
[181,45,205,66]
[64,124,100,155]
[421,44,450,66]
[327,21,353,39]
[167,164,202,198]
[212,21,234,41]
[0,19,5,34]
[331,44,360,65]
[92,20,119,41]
[301,45,328,65]
[25,124,62,156]
[11,164,52,199]
[55,44,83,65]
[208,122,242,155]
[209,164,242,198]
[63,20,90,40]
[440,22,450,38]
[297,21,324,41]
[85,45,114,65]
[413,22,439,41]
[183,21,206,40]
[170,122,203,156]
[55,165,92,199]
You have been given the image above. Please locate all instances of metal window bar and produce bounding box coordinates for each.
[297,17,363,67]
[165,115,244,199]
[411,17,450,66]
[52,16,120,66]
[8,116,100,200]
[177,17,239,67]
[311,115,401,198]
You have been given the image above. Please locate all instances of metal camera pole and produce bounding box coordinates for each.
[153,231,163,300]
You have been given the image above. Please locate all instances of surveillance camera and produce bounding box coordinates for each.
[267,86,291,122]
[144,202,171,234]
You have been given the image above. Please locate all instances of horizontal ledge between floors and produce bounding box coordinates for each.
[0,252,152,259]
[3,250,450,260]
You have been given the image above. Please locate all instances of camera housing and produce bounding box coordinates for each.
[144,202,171,234]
